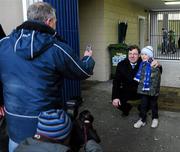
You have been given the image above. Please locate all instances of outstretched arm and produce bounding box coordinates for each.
[54,42,95,80]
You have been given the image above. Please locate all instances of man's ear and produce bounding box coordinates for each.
[45,18,51,26]
[45,18,56,29]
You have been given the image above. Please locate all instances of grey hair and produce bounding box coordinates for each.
[27,2,56,22]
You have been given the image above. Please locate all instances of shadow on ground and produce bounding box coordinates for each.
[80,80,180,152]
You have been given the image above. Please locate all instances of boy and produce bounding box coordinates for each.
[133,46,162,128]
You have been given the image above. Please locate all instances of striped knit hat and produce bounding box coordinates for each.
[37,109,72,141]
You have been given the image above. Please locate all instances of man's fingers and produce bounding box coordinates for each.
[112,100,120,107]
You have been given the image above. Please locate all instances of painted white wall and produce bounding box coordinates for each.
[79,0,107,80]
[159,60,180,88]
[0,0,23,35]
[79,0,148,81]
[22,0,42,21]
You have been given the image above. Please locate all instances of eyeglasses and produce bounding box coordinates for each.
[128,53,139,56]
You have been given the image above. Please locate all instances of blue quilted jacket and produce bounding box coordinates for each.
[0,21,95,142]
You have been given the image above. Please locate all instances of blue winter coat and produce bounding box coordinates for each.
[0,21,95,143]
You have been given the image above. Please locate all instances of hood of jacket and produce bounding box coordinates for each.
[9,21,64,60]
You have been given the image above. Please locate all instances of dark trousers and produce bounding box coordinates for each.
[140,95,159,122]
[118,92,140,114]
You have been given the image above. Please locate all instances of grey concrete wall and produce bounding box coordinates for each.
[0,0,23,35]
[159,60,180,88]
[79,0,106,81]
[79,0,147,81]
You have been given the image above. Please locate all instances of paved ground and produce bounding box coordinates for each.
[80,80,180,152]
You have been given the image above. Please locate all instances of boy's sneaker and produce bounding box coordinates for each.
[151,119,158,128]
[134,119,146,128]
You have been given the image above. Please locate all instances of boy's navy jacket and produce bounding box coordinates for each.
[0,21,95,142]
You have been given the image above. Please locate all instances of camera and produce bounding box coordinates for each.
[65,97,101,152]
[78,110,101,143]
[70,110,101,152]
[65,96,83,120]
[85,44,92,51]
[79,110,94,125]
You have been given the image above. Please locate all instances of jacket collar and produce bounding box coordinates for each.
[16,21,65,42]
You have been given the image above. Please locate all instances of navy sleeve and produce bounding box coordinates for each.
[53,42,95,80]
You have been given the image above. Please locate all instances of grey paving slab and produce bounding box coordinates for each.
[80,81,180,152]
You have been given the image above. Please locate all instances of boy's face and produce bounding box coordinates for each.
[141,53,150,61]
[128,49,140,64]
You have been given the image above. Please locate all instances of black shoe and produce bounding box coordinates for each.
[121,112,129,117]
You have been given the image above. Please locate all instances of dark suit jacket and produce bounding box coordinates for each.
[112,58,141,101]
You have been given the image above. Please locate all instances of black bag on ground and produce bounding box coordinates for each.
[65,96,83,119]
[70,110,101,152]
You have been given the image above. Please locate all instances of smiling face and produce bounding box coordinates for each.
[128,48,140,64]
[141,53,150,61]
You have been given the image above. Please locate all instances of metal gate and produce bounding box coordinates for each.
[150,10,180,60]
[44,0,81,103]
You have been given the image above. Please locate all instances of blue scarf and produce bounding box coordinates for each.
[134,61,151,91]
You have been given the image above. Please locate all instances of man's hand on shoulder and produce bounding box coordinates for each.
[151,59,160,68]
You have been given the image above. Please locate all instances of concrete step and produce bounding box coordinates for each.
[127,86,180,112]
[158,86,180,111]
[81,80,180,112]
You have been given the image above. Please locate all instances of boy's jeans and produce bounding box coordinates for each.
[9,138,19,152]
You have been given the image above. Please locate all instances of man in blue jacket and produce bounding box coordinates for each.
[0,2,95,152]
